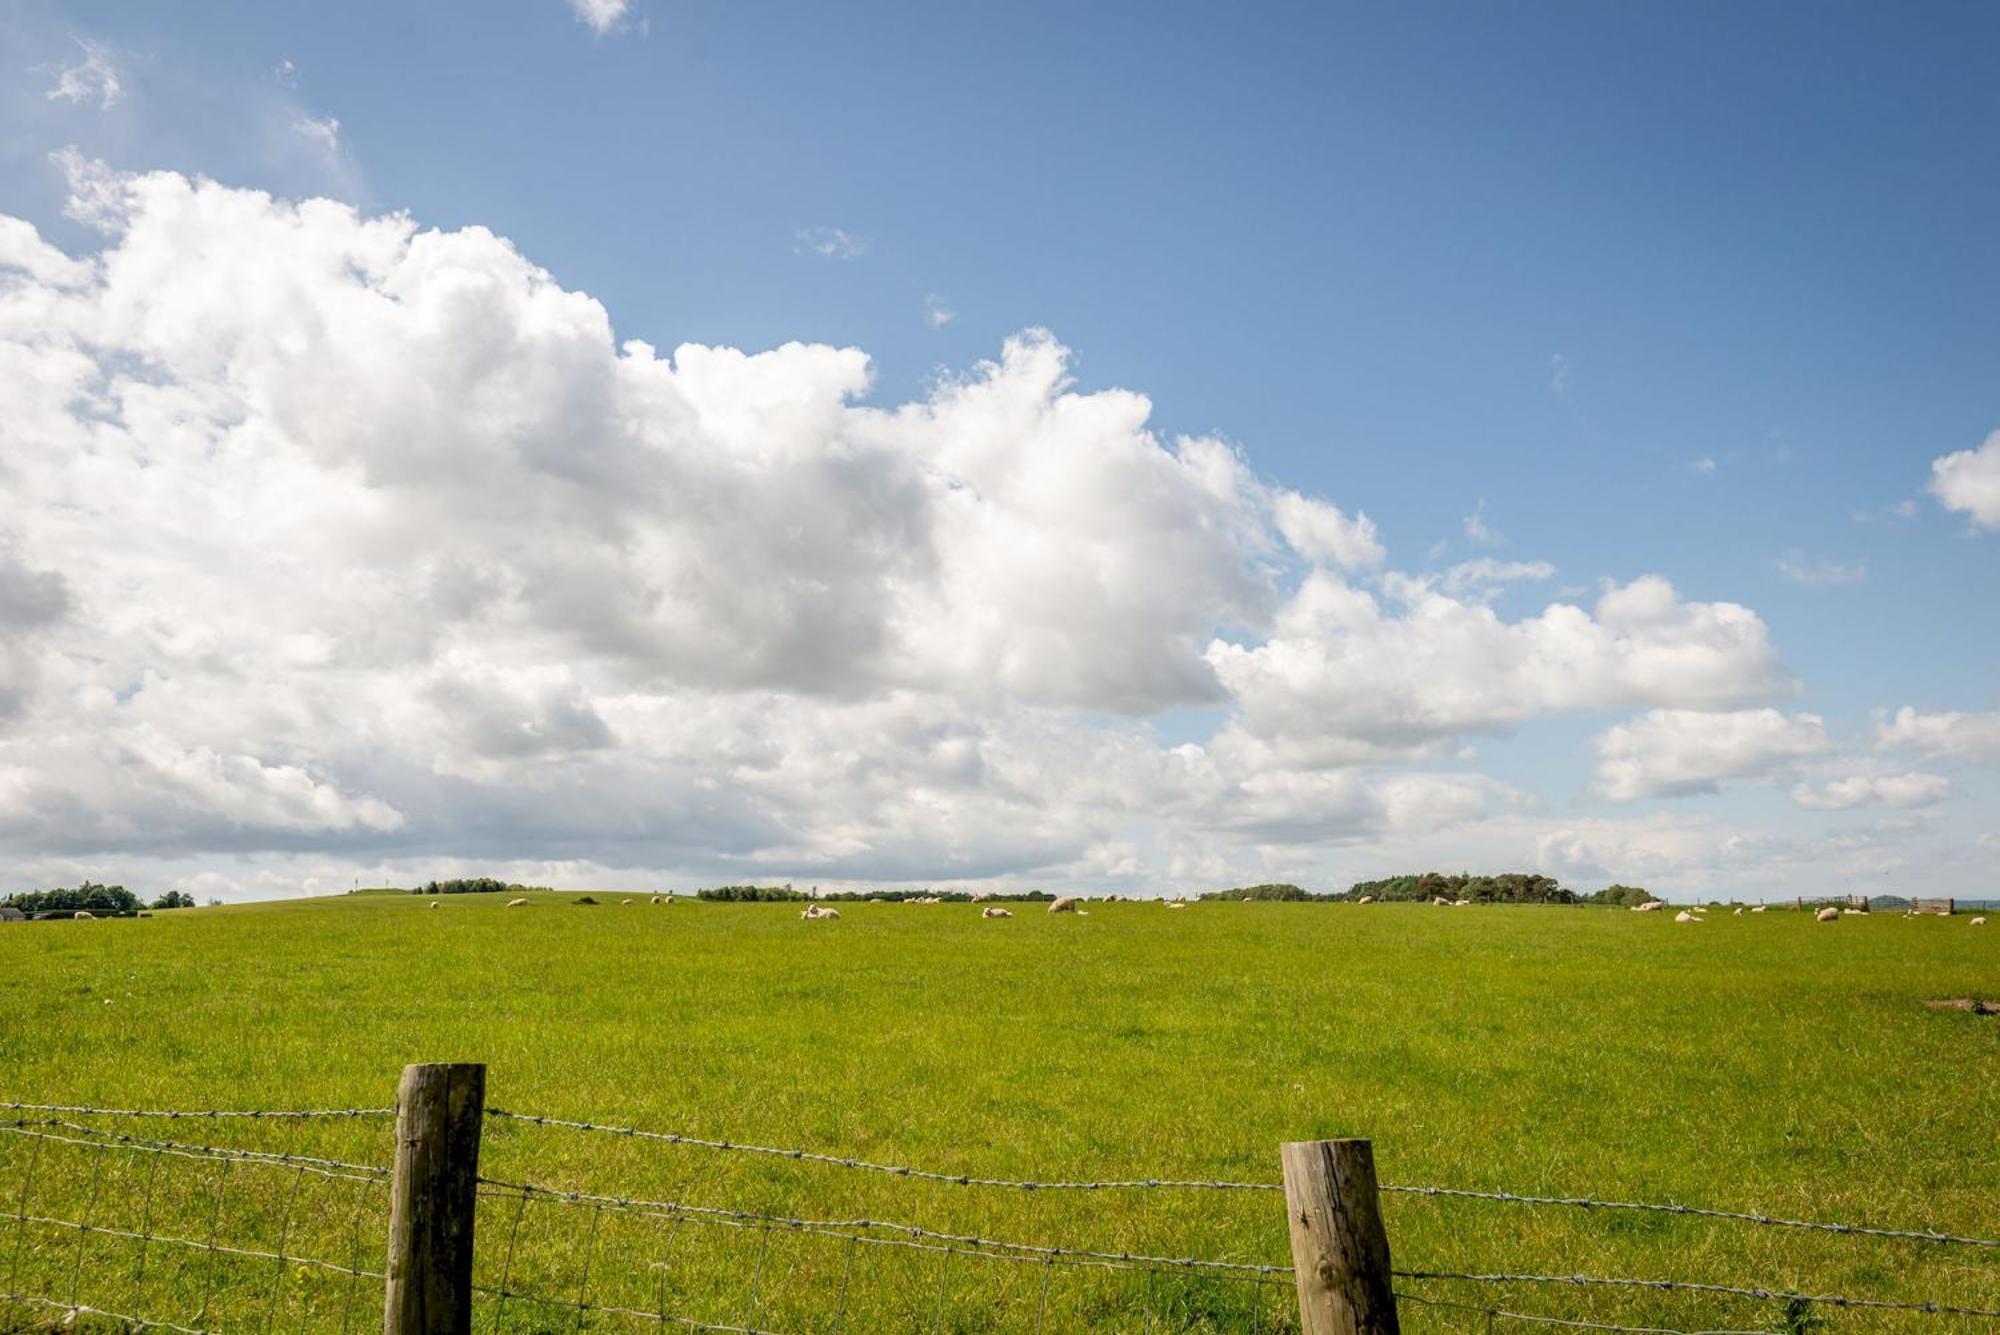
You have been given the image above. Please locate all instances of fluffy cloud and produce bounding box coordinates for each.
[1929,430,2000,529]
[0,160,1805,891]
[1790,772,1951,811]
[1876,707,2000,764]
[1589,709,1828,802]
[1209,575,1792,769]
[1271,492,1383,569]
[568,0,633,35]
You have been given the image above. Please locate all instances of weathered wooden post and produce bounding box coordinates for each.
[384,1063,485,1335]
[1281,1138,1400,1334]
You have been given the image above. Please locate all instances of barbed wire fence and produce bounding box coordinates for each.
[1,1073,1994,1335]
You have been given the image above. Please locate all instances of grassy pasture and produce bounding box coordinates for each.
[0,893,1995,1333]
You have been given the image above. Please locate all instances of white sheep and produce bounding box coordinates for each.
[651,894,664,904]
[1432,896,1452,906]
[1453,898,1470,907]
[1732,907,1743,916]
[621,899,633,905]
[1750,905,1767,913]
[1166,901,1188,909]
[1049,897,1079,914]
[1632,901,1665,913]
[1815,906,1840,922]
[1843,907,1867,916]
[72,910,95,920]
[800,904,840,920]
[506,898,529,908]
[970,891,993,903]
[1674,910,1699,923]
[981,906,1012,919]
[1971,917,1986,927]
[1357,895,1374,904]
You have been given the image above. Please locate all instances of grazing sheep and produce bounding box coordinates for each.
[1357,895,1374,904]
[1453,898,1470,907]
[1165,901,1188,909]
[1843,907,1866,916]
[1971,917,1986,927]
[970,891,993,902]
[1433,896,1452,906]
[506,898,529,908]
[72,910,95,920]
[1049,896,1079,914]
[1634,901,1665,913]
[981,906,1012,919]
[800,904,840,920]
[1732,907,1743,916]
[1815,906,1840,923]
[1674,910,1699,923]
[1750,905,1767,913]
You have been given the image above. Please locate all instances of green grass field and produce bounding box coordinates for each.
[1,894,1995,1333]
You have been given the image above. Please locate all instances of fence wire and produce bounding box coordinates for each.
[0,1102,392,1121]
[1396,1268,2000,1320]
[484,1108,1283,1192]
[0,1118,391,1185]
[476,1176,1294,1282]
[1382,1182,2000,1250]
[1395,1290,1776,1335]
[1,1288,216,1335]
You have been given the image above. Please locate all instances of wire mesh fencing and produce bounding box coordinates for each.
[1,1080,1995,1335]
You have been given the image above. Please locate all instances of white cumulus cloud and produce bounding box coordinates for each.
[568,0,633,34]
[0,160,1811,890]
[1929,430,2000,529]
[1876,706,2000,764]
[1790,772,1951,811]
[1588,708,1828,802]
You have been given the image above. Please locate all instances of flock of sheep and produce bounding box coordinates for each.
[459,893,1988,927]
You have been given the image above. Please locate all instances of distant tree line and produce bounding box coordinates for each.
[1336,873,1575,903]
[412,878,553,896]
[1197,883,1336,902]
[2,882,196,917]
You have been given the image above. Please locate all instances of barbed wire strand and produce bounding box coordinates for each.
[2,1289,213,1335]
[482,1109,2000,1251]
[0,1119,390,1185]
[470,1282,786,1335]
[476,1175,1290,1278]
[1396,1269,2000,1320]
[0,1101,391,1121]
[1396,1289,1776,1335]
[1384,1183,2000,1250]
[483,1109,1279,1192]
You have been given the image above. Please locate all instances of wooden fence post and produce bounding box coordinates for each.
[384,1063,486,1335]
[1281,1139,1400,1334]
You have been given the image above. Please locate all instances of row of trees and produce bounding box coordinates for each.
[2,882,196,916]
[412,878,553,896]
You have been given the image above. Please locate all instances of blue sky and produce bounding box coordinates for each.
[1,0,1995,900]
